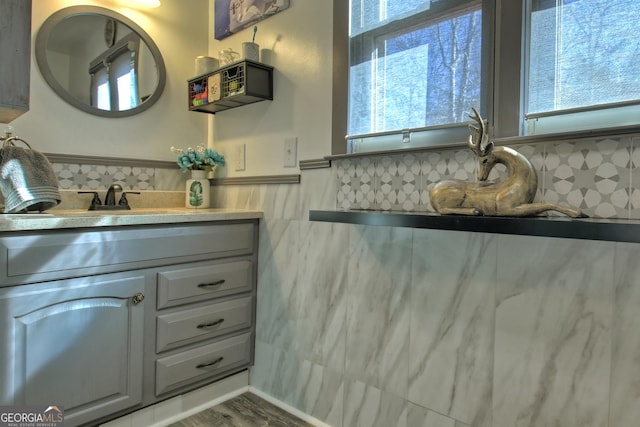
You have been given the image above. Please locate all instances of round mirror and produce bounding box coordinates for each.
[35,6,166,118]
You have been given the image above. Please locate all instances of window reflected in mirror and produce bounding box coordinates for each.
[35,6,166,118]
[89,33,143,111]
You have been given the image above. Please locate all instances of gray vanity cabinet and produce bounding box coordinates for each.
[0,219,258,426]
[0,271,145,426]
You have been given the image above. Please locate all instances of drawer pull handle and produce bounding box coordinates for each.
[196,318,225,329]
[196,356,224,369]
[197,279,226,289]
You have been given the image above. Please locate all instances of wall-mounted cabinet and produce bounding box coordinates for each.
[0,0,31,122]
[188,60,273,114]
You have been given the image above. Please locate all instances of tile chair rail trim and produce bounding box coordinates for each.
[45,153,176,169]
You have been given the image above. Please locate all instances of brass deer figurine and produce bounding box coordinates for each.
[428,108,586,218]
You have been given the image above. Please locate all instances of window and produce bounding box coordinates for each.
[92,67,111,110]
[337,0,640,154]
[112,49,140,111]
[90,34,141,111]
[524,0,640,134]
[347,0,485,152]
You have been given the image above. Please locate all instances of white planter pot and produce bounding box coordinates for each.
[185,169,210,208]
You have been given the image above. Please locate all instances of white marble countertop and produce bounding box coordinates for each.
[0,208,263,232]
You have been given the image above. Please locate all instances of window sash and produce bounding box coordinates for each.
[111,51,139,111]
[346,0,487,153]
[522,0,640,135]
[347,122,472,153]
[91,67,110,110]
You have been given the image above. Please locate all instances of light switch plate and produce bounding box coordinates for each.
[284,137,297,168]
[235,144,246,171]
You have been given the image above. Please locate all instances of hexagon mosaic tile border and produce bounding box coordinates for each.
[336,135,640,219]
[52,163,156,190]
[0,160,184,208]
[47,162,186,192]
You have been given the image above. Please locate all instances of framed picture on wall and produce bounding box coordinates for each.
[214,0,290,40]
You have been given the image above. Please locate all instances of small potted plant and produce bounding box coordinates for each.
[171,145,225,208]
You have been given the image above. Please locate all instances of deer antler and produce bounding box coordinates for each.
[468,107,492,156]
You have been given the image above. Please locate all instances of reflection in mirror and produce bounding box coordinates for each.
[35,6,166,118]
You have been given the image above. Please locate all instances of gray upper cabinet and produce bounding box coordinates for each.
[0,0,31,123]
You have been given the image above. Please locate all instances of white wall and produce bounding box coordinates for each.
[9,0,209,162]
[8,0,633,183]
[7,0,333,175]
[208,0,333,177]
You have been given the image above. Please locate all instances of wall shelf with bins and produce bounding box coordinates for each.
[188,60,273,114]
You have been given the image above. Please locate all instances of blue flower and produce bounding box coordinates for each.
[171,145,225,172]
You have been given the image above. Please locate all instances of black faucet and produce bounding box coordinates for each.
[79,184,140,210]
[104,184,122,206]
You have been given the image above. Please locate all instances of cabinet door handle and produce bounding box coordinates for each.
[196,318,225,329]
[196,356,224,369]
[197,279,226,289]
[130,293,145,305]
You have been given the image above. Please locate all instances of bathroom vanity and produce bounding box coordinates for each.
[0,209,261,426]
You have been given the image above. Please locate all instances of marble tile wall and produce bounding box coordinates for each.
[212,166,640,427]
[493,235,614,427]
[337,135,640,219]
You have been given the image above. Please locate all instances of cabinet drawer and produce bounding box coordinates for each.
[157,260,253,309]
[156,296,252,352]
[0,222,255,286]
[155,332,251,395]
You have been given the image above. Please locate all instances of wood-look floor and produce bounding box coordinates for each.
[168,392,314,427]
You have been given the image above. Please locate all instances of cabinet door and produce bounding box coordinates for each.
[0,272,146,427]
